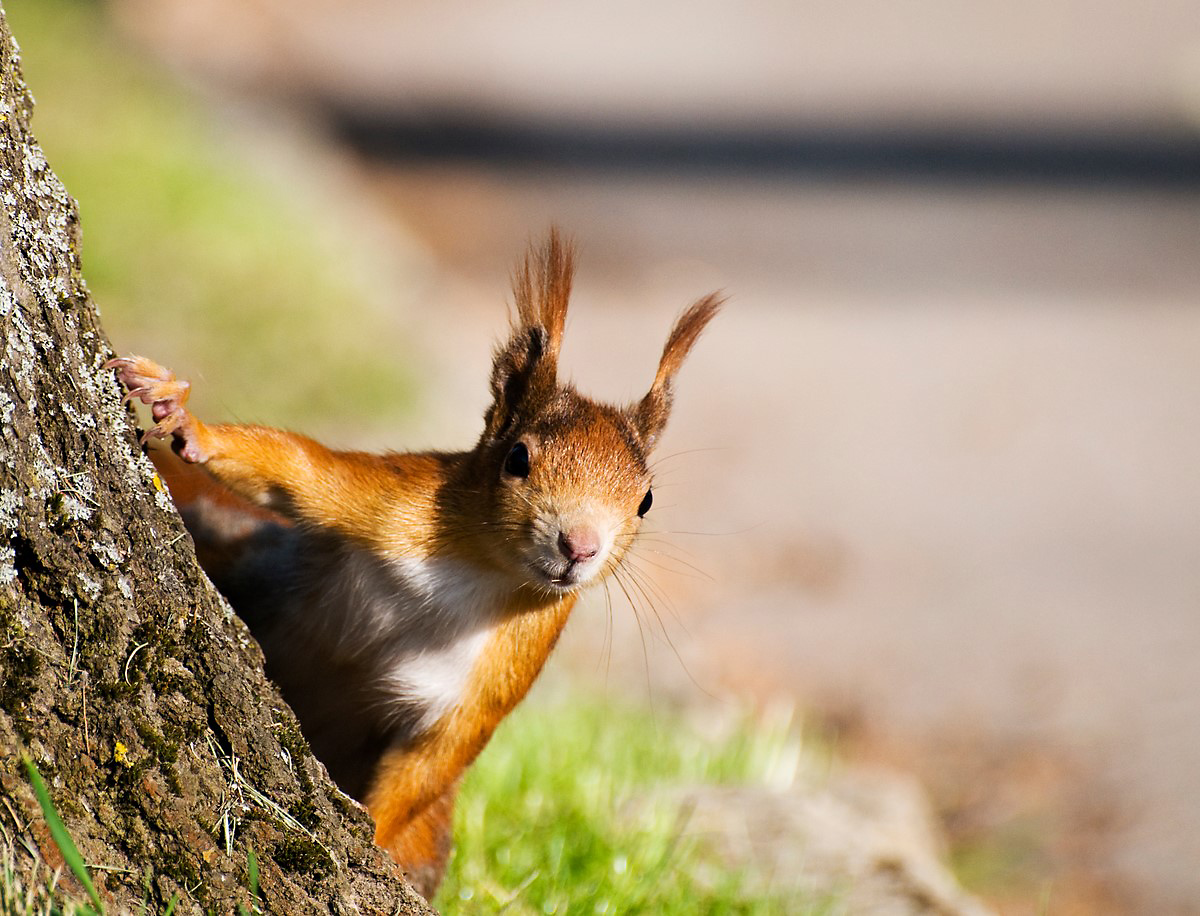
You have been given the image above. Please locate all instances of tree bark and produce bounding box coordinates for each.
[0,6,433,913]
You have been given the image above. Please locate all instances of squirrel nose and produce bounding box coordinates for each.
[557,526,601,563]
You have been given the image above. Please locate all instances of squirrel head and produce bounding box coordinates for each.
[461,230,721,595]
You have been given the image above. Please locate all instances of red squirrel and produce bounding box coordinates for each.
[107,232,720,899]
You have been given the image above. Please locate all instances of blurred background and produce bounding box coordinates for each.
[9,0,1200,912]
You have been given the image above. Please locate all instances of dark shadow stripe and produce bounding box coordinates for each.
[327,107,1200,187]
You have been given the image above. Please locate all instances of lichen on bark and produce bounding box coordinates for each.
[0,5,432,912]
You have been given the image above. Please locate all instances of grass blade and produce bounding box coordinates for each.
[22,754,105,914]
[247,846,260,912]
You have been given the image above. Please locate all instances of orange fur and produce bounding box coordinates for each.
[106,230,720,899]
[387,785,459,895]
[368,592,576,848]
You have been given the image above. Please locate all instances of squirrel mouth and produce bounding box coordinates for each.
[541,570,580,591]
[530,562,589,593]
[526,533,610,592]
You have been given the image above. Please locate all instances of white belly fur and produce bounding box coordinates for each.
[374,554,507,733]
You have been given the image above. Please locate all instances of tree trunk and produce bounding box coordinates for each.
[0,7,433,913]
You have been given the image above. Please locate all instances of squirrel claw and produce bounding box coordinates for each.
[139,411,184,445]
[107,354,206,462]
[106,357,190,407]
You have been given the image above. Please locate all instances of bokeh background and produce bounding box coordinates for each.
[10,1,1200,912]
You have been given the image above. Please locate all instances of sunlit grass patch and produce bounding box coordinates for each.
[437,690,820,915]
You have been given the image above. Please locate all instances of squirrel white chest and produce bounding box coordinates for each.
[275,543,511,739]
[240,534,514,794]
[375,555,508,732]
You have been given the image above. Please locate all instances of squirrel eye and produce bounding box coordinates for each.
[503,442,531,478]
[637,489,653,518]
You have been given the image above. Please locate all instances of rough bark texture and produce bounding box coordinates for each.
[0,7,433,913]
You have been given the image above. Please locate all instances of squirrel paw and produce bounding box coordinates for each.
[105,356,206,462]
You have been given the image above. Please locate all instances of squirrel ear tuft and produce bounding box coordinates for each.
[632,293,723,448]
[483,229,577,439]
[511,227,573,364]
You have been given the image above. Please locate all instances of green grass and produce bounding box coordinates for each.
[436,689,816,914]
[3,696,816,916]
[0,842,84,916]
[5,0,418,436]
[4,760,101,916]
[21,758,102,915]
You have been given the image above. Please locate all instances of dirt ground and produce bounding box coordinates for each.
[359,163,1200,914]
